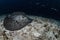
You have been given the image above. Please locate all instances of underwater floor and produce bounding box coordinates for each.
[0,14,60,40]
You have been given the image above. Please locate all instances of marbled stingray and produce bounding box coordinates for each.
[3,12,32,31]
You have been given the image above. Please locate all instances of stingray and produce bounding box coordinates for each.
[3,12,32,31]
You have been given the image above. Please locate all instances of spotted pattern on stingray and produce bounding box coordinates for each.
[3,12,33,31]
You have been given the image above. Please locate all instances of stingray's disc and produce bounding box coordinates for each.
[3,12,32,31]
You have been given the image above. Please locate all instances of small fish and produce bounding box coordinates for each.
[3,12,33,31]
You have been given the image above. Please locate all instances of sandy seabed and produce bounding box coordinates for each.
[0,15,60,40]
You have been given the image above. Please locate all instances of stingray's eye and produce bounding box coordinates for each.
[3,12,33,31]
[22,16,25,18]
